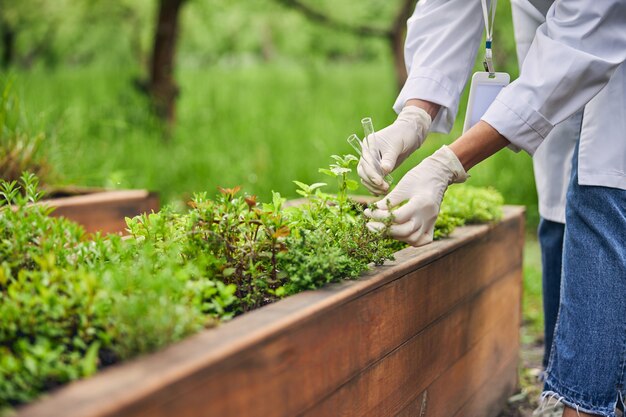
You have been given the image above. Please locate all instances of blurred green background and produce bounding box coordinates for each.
[1,0,542,336]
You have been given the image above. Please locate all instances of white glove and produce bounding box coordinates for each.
[357,106,432,195]
[364,145,468,247]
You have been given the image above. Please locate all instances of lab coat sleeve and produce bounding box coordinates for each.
[482,0,626,155]
[393,0,487,133]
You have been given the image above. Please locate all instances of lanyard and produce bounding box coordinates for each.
[481,0,497,75]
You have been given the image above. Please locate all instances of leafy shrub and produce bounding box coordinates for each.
[0,156,503,409]
[435,185,504,239]
[0,174,214,408]
[0,174,104,405]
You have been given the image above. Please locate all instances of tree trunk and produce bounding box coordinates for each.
[389,31,407,91]
[389,0,418,91]
[1,25,15,69]
[148,0,186,135]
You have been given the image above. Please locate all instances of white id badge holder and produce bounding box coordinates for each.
[462,72,509,133]
[463,0,510,133]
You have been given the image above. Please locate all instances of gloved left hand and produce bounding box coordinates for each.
[364,145,468,247]
[357,106,432,196]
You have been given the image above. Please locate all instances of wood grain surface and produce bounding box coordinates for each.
[45,189,159,234]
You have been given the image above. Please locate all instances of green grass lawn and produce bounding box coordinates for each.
[523,236,543,341]
[11,62,544,340]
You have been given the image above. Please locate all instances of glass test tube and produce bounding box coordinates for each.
[361,117,393,184]
[346,134,393,185]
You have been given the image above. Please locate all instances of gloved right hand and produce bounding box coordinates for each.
[357,106,432,196]
[364,145,469,247]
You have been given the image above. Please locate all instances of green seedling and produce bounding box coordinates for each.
[319,154,359,216]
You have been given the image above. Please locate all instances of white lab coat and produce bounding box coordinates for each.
[512,0,580,224]
[395,0,626,194]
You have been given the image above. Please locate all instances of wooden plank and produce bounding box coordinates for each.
[43,185,107,198]
[46,190,159,234]
[45,190,152,207]
[395,274,521,417]
[301,269,521,417]
[399,353,519,417]
[122,208,523,417]
[18,207,524,417]
[451,357,519,417]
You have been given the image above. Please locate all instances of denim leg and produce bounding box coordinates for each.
[537,217,565,369]
[543,146,626,416]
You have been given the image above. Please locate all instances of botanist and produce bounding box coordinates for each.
[357,1,626,417]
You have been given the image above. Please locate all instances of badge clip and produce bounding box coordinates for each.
[483,41,495,77]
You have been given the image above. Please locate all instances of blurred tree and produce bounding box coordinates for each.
[389,0,417,89]
[0,21,15,69]
[0,0,19,68]
[78,0,154,70]
[275,0,417,89]
[147,0,188,134]
[0,0,155,70]
[0,0,58,69]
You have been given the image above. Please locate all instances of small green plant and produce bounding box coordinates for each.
[318,154,360,215]
[435,185,504,239]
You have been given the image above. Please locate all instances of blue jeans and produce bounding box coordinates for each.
[543,144,626,416]
[538,218,565,369]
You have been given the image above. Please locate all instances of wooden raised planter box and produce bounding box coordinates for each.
[43,188,159,234]
[19,206,524,417]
